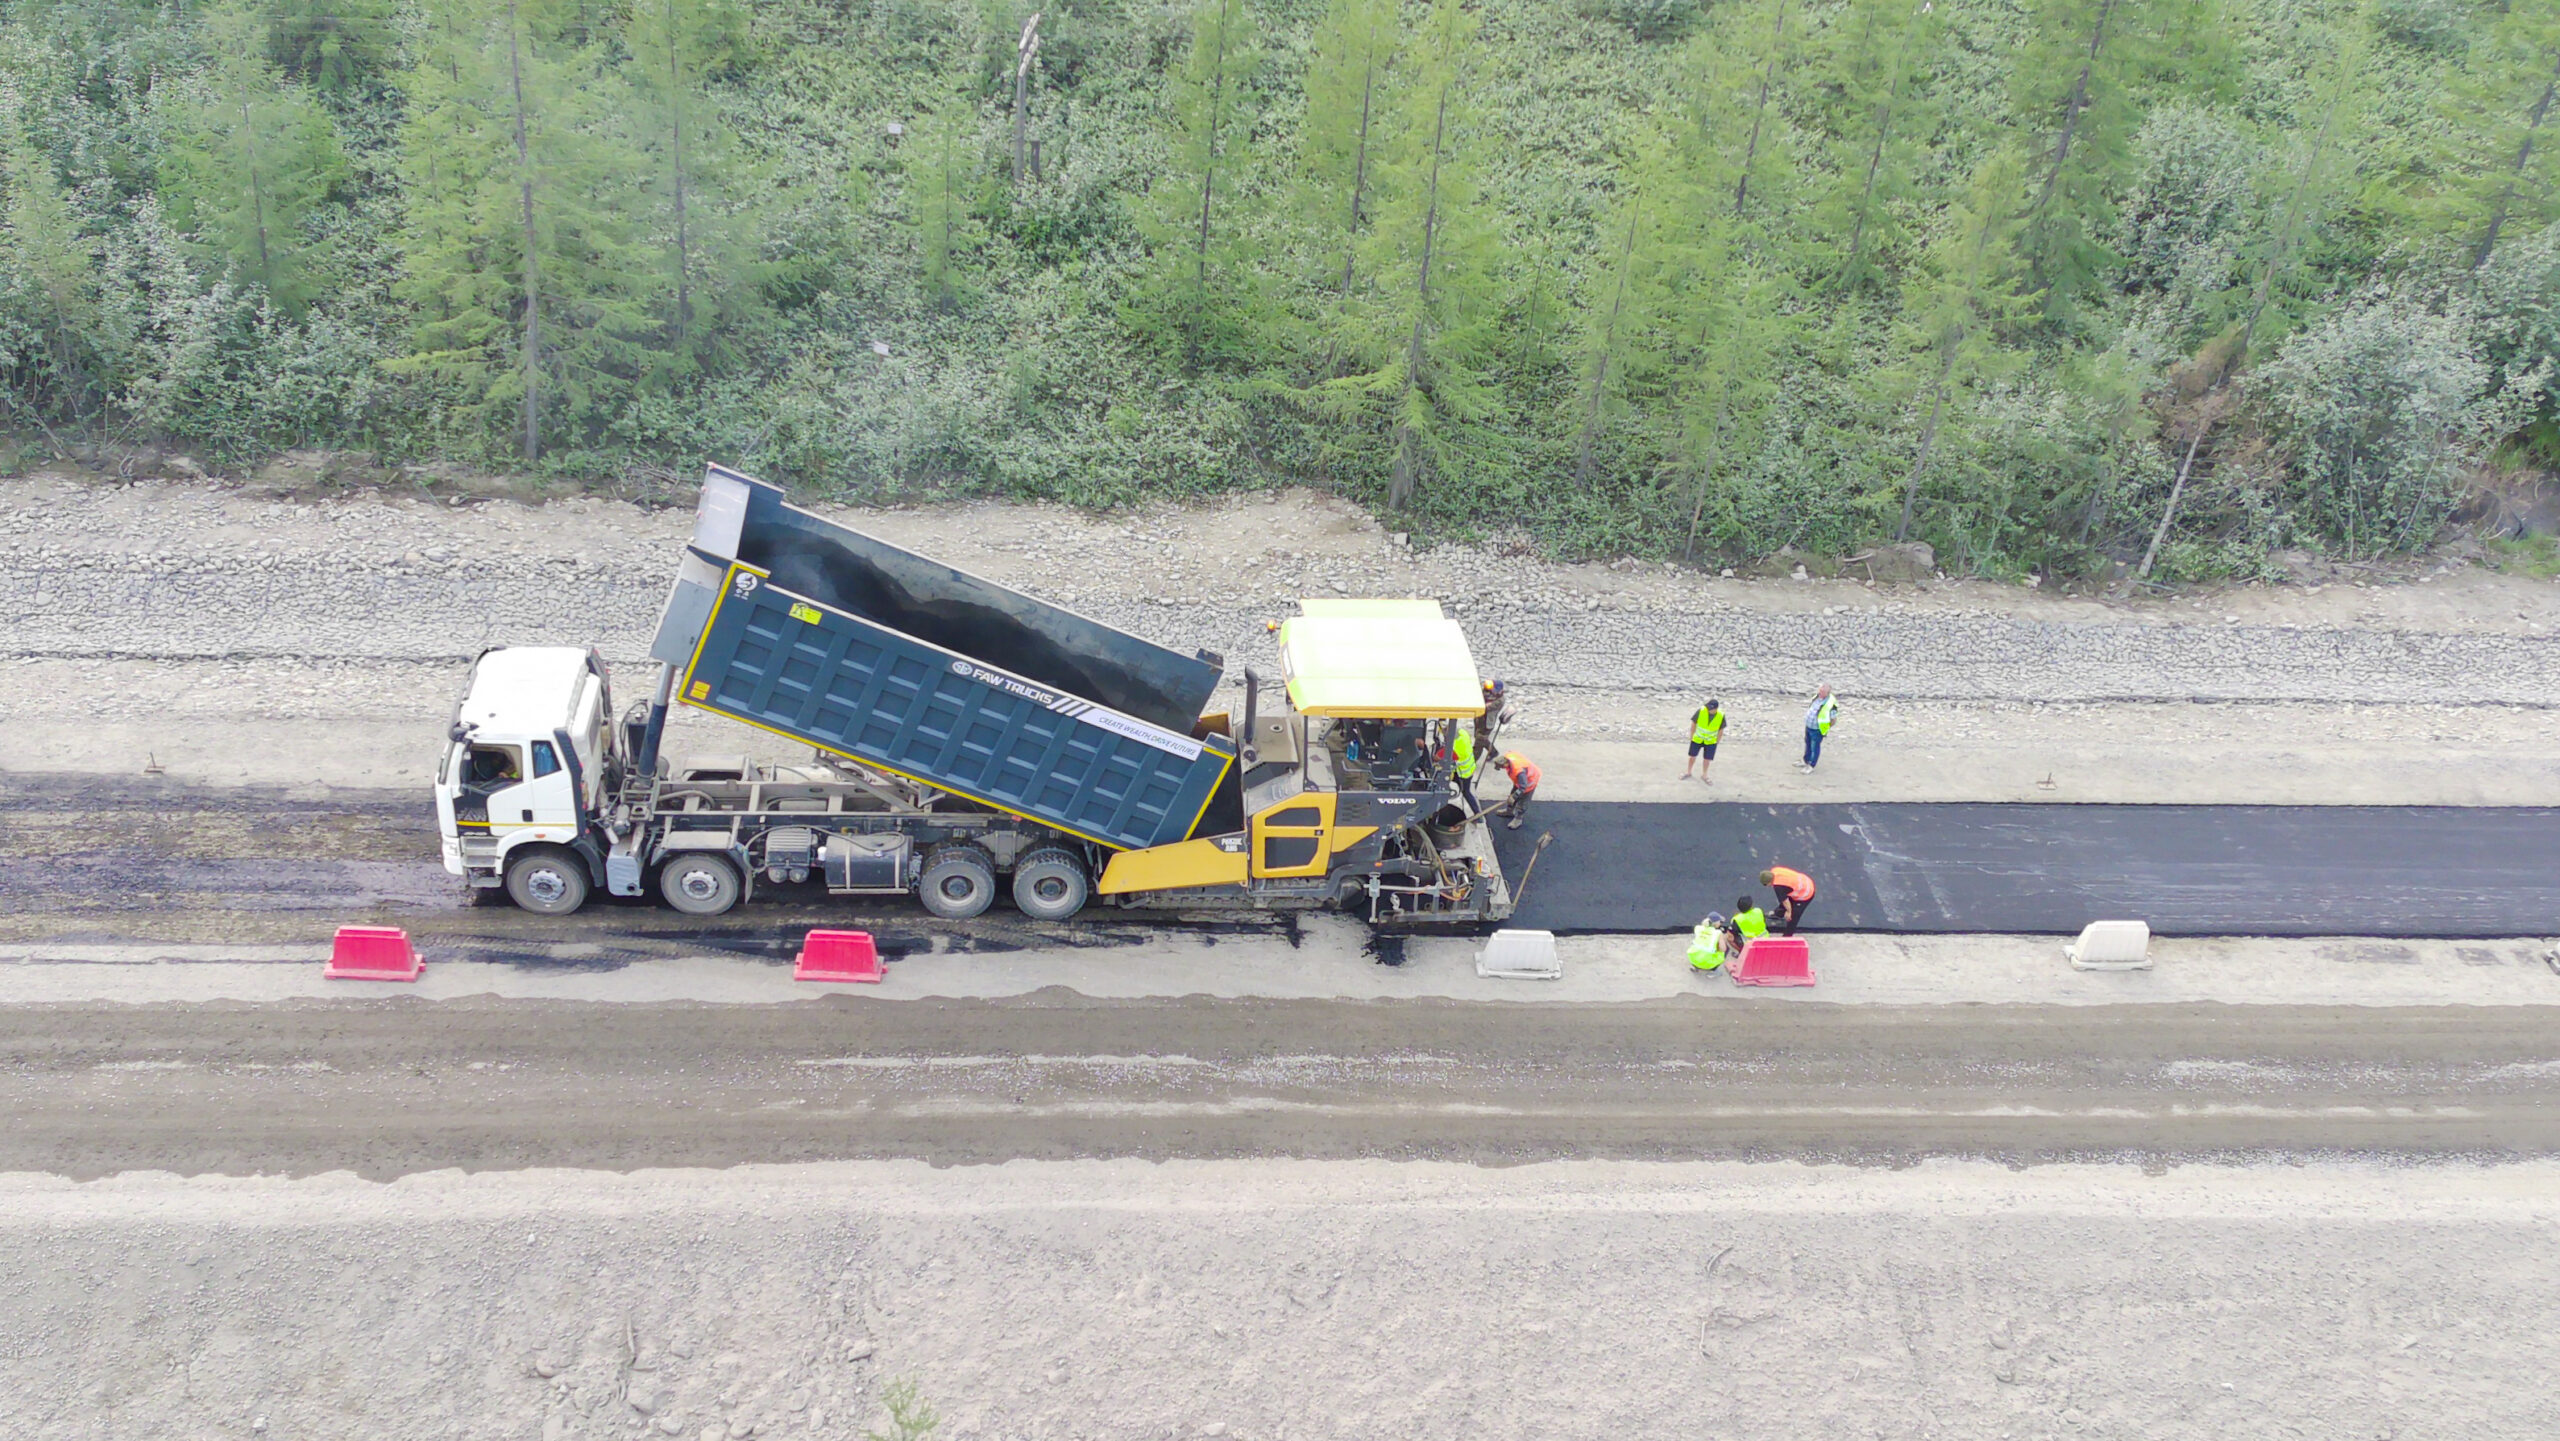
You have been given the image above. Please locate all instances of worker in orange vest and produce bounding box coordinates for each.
[1494,751,1540,830]
[1759,865,1816,935]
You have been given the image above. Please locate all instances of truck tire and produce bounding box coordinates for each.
[917,843,996,920]
[1010,846,1089,921]
[659,853,743,916]
[505,846,589,915]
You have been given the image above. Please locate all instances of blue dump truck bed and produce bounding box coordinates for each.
[646,467,1236,852]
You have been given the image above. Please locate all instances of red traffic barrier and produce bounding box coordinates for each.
[794,929,883,983]
[325,925,423,982]
[1732,936,1815,987]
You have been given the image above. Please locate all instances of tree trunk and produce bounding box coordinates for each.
[1837,93,1895,290]
[239,94,274,295]
[2028,0,2116,227]
[2472,55,2560,273]
[1011,12,1041,186]
[1340,23,1378,296]
[508,3,542,461]
[666,0,691,333]
[1733,0,1789,214]
[1575,200,1641,483]
[1389,77,1454,512]
[1893,344,1957,542]
[1681,390,1732,562]
[1187,4,1231,375]
[2139,419,2209,579]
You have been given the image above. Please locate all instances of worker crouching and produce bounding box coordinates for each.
[1690,896,1769,972]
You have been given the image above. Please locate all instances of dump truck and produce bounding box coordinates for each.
[434,464,1512,927]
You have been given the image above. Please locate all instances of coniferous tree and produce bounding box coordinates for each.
[0,68,98,417]
[2433,1,2560,273]
[1571,129,1677,486]
[1894,149,2036,541]
[1130,0,1264,374]
[1813,0,1940,295]
[1298,0,1397,314]
[1666,211,1793,559]
[626,0,758,383]
[1674,0,1808,253]
[387,0,651,459]
[2010,0,2229,319]
[908,99,984,313]
[1321,0,1501,511]
[158,7,346,312]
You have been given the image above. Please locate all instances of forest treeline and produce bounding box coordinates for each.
[3,0,2559,576]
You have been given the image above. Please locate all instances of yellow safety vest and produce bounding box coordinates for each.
[1688,922,1726,971]
[1733,906,1769,940]
[1692,708,1725,745]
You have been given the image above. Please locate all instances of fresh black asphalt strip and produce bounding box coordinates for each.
[1494,802,2560,938]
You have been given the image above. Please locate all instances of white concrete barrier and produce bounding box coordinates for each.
[2067,921,2152,971]
[1477,929,1561,980]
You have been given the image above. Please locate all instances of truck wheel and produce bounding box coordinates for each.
[1010,847,1089,921]
[917,843,996,920]
[505,847,589,915]
[659,853,743,916]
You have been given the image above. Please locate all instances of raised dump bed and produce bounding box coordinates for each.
[646,466,1236,851]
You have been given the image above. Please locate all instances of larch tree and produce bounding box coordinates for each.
[1681,0,1808,236]
[1665,210,1795,560]
[2009,0,2228,319]
[1320,0,1502,512]
[2433,1,2560,274]
[1571,127,1679,486]
[1297,0,1398,322]
[387,0,651,459]
[1812,0,1941,295]
[157,6,346,313]
[1131,0,1265,375]
[908,98,985,313]
[0,62,98,419]
[1894,149,2036,542]
[625,0,758,384]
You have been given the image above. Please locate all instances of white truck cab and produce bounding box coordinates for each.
[435,646,617,912]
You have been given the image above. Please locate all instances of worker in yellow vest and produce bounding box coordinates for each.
[1682,699,1725,782]
[1692,897,1768,971]
[1450,723,1480,810]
